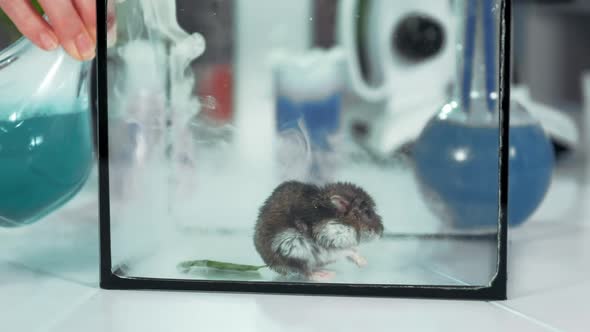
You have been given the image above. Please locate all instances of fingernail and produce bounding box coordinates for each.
[62,41,82,61]
[75,32,96,60]
[39,31,59,50]
[89,27,97,43]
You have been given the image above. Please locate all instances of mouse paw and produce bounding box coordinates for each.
[347,251,368,267]
[308,270,335,282]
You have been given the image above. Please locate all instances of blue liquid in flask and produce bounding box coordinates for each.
[413,116,554,229]
[0,108,94,227]
[276,93,341,183]
[276,94,341,150]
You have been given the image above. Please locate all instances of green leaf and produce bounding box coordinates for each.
[177,260,267,273]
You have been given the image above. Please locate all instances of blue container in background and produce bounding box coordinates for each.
[276,93,341,150]
[413,103,555,230]
[272,49,345,183]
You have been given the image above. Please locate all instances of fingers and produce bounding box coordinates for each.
[73,0,96,42]
[63,0,120,51]
[2,0,122,59]
[38,0,95,61]
[0,0,59,51]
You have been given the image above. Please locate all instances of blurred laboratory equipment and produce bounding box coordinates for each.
[177,0,235,125]
[336,0,456,157]
[107,40,168,200]
[518,0,590,112]
[327,0,580,162]
[514,0,590,156]
[511,85,579,157]
[107,0,205,213]
[413,0,554,230]
[231,1,312,169]
[302,0,556,230]
[508,0,590,228]
[0,33,94,228]
[267,0,455,183]
[272,49,345,184]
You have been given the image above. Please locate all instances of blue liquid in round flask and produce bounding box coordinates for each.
[413,102,554,230]
[412,0,554,231]
[0,38,94,227]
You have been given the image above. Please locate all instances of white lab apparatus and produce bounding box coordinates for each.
[338,0,457,156]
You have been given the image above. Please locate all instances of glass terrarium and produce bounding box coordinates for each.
[98,0,511,299]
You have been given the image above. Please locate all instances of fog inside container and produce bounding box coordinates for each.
[107,0,500,286]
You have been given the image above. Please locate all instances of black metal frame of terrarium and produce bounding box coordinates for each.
[95,0,511,300]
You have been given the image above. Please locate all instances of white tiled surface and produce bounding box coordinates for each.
[0,263,95,332]
[508,226,590,298]
[503,280,590,332]
[49,291,552,332]
[1,171,589,332]
[0,176,99,287]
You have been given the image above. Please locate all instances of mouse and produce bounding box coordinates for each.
[254,181,384,281]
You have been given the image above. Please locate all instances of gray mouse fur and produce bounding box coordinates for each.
[254,180,384,280]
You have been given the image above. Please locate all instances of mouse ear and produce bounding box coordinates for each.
[330,195,350,213]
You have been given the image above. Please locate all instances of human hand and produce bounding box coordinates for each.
[0,0,119,61]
